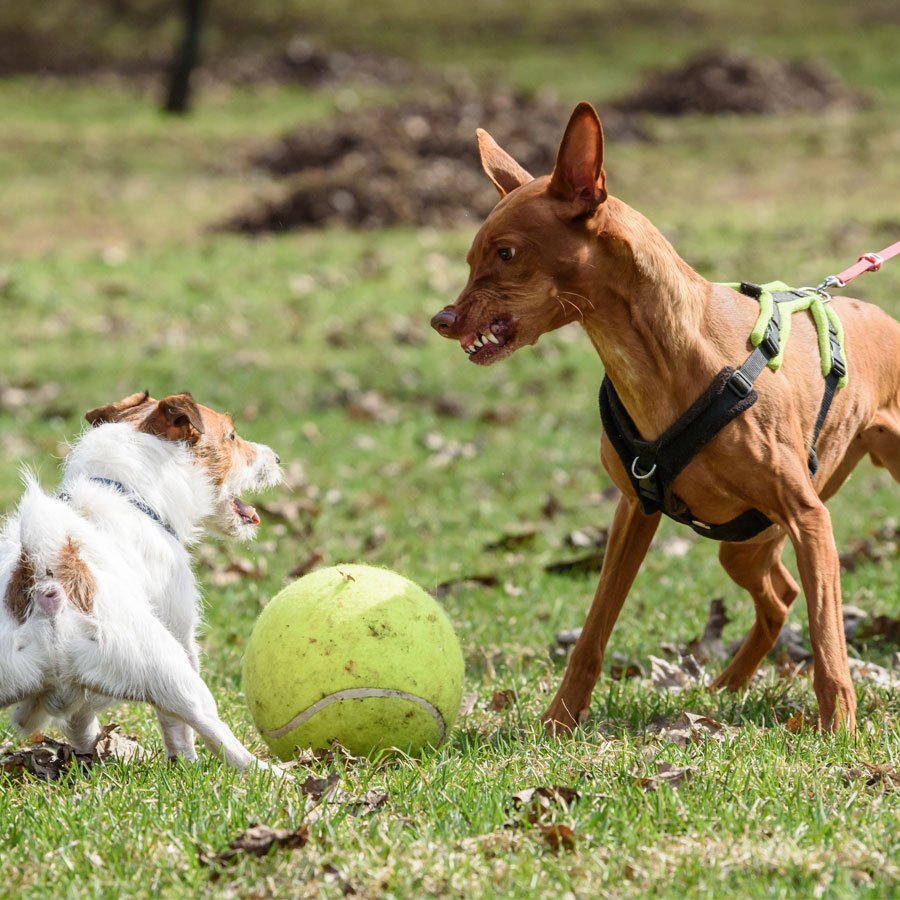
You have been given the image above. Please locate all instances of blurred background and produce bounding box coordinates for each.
[1,5,899,894]
[1,0,898,647]
[1,0,898,600]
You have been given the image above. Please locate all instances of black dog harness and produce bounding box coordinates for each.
[599,282,847,542]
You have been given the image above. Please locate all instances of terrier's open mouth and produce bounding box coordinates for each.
[232,497,260,527]
[460,317,516,364]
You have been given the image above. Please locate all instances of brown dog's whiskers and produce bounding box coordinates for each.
[560,290,595,312]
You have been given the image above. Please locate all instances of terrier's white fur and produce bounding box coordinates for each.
[0,392,282,772]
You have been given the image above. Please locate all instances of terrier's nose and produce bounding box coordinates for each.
[430,307,459,336]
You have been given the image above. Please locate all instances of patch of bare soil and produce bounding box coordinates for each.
[614,48,869,116]
[220,77,643,233]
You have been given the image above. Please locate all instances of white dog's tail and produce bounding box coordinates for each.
[9,477,96,620]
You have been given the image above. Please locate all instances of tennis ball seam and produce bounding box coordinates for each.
[262,687,446,743]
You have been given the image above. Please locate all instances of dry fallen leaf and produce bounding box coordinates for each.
[458,691,479,718]
[855,613,900,645]
[431,574,500,598]
[287,549,326,579]
[648,654,708,691]
[538,823,576,852]
[566,525,609,549]
[198,823,310,867]
[0,725,146,780]
[634,762,695,791]
[93,724,147,763]
[300,772,341,800]
[842,763,900,791]
[484,525,540,552]
[609,654,644,681]
[489,690,517,712]
[847,657,898,688]
[651,711,728,746]
[839,519,898,572]
[785,713,818,734]
[207,555,267,588]
[509,785,581,838]
[685,598,730,663]
[544,551,605,576]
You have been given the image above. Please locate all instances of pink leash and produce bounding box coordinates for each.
[818,240,900,291]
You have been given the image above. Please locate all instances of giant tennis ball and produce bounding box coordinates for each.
[242,564,464,758]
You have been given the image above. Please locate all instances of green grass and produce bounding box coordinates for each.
[2,3,900,897]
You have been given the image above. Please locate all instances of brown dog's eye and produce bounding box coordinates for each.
[497,247,516,261]
[229,431,236,441]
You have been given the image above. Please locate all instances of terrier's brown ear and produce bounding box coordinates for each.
[547,102,607,217]
[85,391,152,427]
[477,128,534,198]
[141,393,205,443]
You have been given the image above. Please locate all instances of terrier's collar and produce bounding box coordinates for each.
[58,477,179,540]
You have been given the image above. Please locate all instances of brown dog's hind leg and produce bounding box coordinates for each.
[542,496,660,735]
[864,407,900,481]
[712,537,799,691]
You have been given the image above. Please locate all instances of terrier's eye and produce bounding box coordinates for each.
[229,431,236,441]
[497,247,516,261]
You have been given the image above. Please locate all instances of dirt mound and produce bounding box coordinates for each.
[614,49,868,116]
[221,80,643,233]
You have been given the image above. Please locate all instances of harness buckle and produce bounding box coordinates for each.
[759,321,780,358]
[727,369,753,398]
[830,354,847,379]
[859,252,884,272]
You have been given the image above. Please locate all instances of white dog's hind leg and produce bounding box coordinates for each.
[63,704,102,754]
[71,615,268,773]
[10,695,49,736]
[156,710,198,762]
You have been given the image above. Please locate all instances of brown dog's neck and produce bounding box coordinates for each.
[576,196,729,438]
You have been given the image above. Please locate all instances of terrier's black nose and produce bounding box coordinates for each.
[430,307,459,336]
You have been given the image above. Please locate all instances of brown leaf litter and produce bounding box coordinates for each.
[0,724,146,780]
[632,762,695,792]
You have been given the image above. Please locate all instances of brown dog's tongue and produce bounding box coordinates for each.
[234,498,260,525]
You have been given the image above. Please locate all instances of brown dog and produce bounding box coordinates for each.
[431,102,900,734]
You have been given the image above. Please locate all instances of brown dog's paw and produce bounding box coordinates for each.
[540,701,588,737]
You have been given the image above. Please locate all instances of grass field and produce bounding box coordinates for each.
[1,2,899,896]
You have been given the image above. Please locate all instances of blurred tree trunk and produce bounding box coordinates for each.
[163,0,205,114]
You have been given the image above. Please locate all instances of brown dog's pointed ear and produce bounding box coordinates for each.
[85,391,152,427]
[141,393,205,443]
[548,102,607,216]
[477,128,534,198]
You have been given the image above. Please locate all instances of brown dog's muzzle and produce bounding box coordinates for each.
[430,306,460,338]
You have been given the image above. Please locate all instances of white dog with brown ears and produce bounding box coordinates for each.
[0,391,282,772]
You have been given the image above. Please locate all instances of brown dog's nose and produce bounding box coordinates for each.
[430,306,459,337]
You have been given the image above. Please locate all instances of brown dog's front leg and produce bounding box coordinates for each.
[543,495,660,735]
[786,500,857,733]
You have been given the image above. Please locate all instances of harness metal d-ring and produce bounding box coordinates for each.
[631,457,657,480]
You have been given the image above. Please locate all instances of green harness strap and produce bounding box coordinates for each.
[719,280,849,387]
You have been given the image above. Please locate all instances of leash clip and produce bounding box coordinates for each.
[807,279,837,298]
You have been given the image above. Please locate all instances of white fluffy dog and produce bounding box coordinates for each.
[0,391,282,772]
